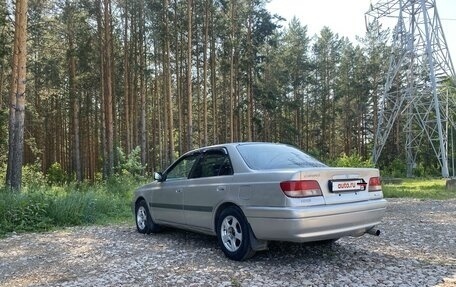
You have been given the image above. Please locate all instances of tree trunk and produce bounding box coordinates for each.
[187,0,193,151]
[164,0,174,163]
[246,10,253,142]
[210,6,217,143]
[173,0,182,155]
[5,5,19,188]
[95,0,106,178]
[67,2,82,182]
[103,0,114,177]
[123,0,131,155]
[202,0,209,146]
[139,0,147,168]
[6,0,28,191]
[229,0,235,142]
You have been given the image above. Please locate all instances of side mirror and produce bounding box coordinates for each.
[153,172,163,182]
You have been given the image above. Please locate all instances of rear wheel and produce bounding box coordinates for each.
[135,200,161,234]
[217,206,255,261]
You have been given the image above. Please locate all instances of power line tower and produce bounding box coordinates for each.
[366,0,456,177]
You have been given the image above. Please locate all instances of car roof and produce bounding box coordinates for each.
[188,142,288,153]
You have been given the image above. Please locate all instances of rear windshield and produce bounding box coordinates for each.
[237,144,327,170]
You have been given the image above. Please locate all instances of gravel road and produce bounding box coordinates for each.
[1,198,455,287]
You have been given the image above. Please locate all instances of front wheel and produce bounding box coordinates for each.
[216,206,255,261]
[135,200,161,234]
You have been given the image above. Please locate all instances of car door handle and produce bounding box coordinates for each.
[217,186,226,192]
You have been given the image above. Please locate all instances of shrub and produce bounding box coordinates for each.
[21,163,47,188]
[116,146,146,179]
[47,162,67,185]
[331,153,374,168]
[381,158,406,178]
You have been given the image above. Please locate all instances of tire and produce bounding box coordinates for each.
[216,206,255,261]
[135,200,161,234]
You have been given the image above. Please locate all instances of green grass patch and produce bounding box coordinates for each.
[0,176,142,237]
[382,178,456,200]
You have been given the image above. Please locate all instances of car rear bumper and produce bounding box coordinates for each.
[243,199,387,242]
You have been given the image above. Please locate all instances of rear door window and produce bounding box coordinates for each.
[189,149,233,178]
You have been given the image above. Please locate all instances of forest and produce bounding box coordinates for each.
[0,0,453,189]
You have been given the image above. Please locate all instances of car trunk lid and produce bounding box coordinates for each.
[298,167,380,205]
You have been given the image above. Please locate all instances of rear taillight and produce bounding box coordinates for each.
[369,177,382,192]
[280,180,323,198]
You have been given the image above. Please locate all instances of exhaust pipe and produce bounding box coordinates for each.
[366,227,381,236]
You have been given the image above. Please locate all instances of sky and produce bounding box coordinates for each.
[266,0,456,65]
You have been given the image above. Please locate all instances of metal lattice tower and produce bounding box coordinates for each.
[366,0,456,177]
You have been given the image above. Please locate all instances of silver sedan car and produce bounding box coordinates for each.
[133,142,387,260]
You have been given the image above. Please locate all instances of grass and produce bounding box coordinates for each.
[0,176,140,237]
[382,178,456,200]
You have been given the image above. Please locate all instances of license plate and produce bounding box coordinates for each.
[328,179,367,193]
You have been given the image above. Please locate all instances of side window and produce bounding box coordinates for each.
[190,150,233,178]
[165,153,199,181]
